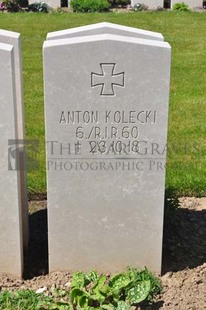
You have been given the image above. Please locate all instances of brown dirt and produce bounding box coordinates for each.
[0,197,206,309]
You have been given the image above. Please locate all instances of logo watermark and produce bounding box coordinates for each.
[8,139,40,171]
[8,139,206,172]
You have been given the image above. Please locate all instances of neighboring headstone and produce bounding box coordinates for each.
[0,29,28,250]
[171,0,202,9]
[131,0,163,10]
[28,0,61,8]
[47,22,164,41]
[44,32,171,274]
[0,42,23,277]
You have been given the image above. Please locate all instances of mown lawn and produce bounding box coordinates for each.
[0,11,206,196]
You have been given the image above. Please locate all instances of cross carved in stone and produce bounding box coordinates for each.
[91,63,125,96]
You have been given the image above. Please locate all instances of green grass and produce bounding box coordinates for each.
[0,290,57,310]
[0,11,206,196]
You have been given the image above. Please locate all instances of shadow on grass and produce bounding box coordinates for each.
[24,208,48,279]
[162,188,206,274]
[23,191,206,279]
[139,300,164,310]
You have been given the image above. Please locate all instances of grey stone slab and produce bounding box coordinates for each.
[44,33,171,274]
[0,42,23,277]
[47,22,164,41]
[0,29,28,250]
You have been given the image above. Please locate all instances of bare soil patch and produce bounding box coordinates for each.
[0,197,206,309]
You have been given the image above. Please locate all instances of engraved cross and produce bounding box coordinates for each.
[91,63,124,96]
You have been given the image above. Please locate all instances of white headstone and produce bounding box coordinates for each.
[47,22,164,41]
[0,29,28,250]
[171,0,202,8]
[0,42,23,277]
[44,32,171,274]
[131,0,163,10]
[28,0,61,8]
